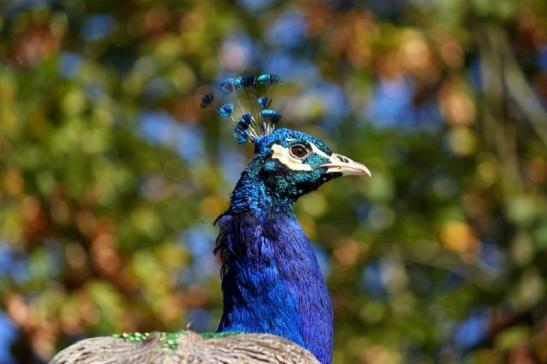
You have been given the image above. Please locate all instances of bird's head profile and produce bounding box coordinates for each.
[248,128,370,199]
[203,74,370,215]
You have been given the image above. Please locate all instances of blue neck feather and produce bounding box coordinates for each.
[229,169,295,215]
[215,176,333,364]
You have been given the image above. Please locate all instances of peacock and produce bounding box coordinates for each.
[50,74,370,364]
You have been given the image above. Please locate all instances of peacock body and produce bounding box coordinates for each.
[50,74,370,364]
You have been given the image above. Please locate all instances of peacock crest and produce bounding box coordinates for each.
[201,74,282,144]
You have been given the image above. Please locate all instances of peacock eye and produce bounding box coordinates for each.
[289,144,309,159]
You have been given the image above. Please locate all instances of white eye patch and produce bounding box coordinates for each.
[271,144,312,171]
[309,143,329,159]
[271,143,330,171]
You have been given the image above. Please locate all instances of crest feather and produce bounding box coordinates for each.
[202,74,282,144]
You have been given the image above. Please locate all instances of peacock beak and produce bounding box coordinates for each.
[321,153,371,177]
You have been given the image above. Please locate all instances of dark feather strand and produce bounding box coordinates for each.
[201,93,215,108]
[235,76,256,89]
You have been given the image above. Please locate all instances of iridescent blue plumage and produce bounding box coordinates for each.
[256,73,280,86]
[256,96,271,110]
[219,78,236,94]
[216,212,333,364]
[233,113,253,144]
[218,103,234,118]
[234,75,256,89]
[260,109,282,126]
[203,75,371,364]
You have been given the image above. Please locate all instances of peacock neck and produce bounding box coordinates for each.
[215,210,333,364]
[229,167,298,216]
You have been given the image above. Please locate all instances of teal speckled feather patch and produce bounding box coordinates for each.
[113,330,241,350]
[159,331,186,349]
[114,331,188,350]
[200,331,242,339]
[114,332,151,343]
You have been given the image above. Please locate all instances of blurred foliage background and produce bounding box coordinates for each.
[0,0,546,363]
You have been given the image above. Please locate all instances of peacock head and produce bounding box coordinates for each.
[202,74,370,208]
[247,127,370,200]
